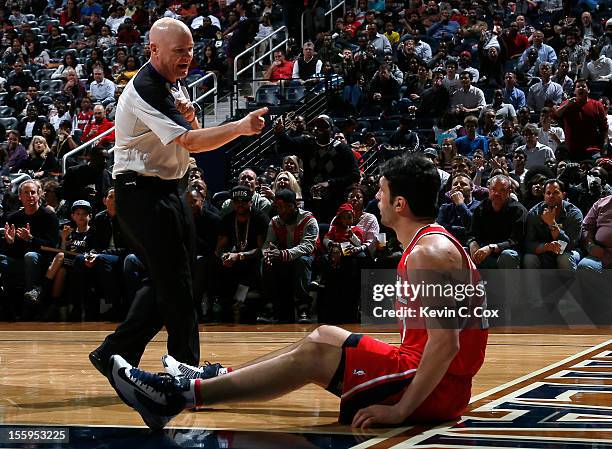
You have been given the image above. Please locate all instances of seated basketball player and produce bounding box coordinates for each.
[107,154,489,430]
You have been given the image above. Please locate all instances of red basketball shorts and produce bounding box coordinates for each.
[331,334,472,425]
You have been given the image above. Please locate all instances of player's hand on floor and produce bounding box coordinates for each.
[351,404,405,428]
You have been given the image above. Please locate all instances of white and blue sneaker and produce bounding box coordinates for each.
[162,355,229,380]
[109,354,193,430]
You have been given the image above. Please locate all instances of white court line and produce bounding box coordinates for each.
[469,338,612,403]
[348,338,612,449]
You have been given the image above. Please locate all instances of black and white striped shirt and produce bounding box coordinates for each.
[112,62,193,180]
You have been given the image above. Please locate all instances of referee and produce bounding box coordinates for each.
[89,18,267,376]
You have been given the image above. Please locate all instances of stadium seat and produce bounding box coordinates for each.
[255,85,281,106]
[36,68,57,81]
[0,106,15,117]
[39,80,64,93]
[0,117,18,129]
[284,85,305,103]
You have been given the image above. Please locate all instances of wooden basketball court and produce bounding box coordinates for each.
[1,323,611,448]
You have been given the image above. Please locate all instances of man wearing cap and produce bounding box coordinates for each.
[389,117,420,151]
[220,168,272,219]
[260,189,318,324]
[0,180,59,309]
[45,199,94,319]
[215,186,268,320]
[458,50,479,83]
[274,114,360,222]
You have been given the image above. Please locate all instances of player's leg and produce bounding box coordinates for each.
[199,338,343,404]
[234,325,351,370]
[162,325,351,379]
[110,334,345,429]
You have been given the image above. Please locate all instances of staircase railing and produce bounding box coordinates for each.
[301,0,346,47]
[227,87,329,177]
[233,26,289,112]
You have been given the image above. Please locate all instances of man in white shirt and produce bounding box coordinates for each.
[527,62,563,112]
[449,71,486,124]
[90,67,116,104]
[582,45,612,82]
[537,106,564,152]
[292,42,322,82]
[516,123,555,169]
[106,5,127,33]
[519,30,557,66]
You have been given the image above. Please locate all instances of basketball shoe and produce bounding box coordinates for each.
[109,354,194,429]
[162,355,230,380]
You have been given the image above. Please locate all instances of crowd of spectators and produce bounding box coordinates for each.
[0,0,612,325]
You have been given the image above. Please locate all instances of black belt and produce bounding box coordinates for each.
[115,171,180,189]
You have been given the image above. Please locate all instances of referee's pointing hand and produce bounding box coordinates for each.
[239,107,268,136]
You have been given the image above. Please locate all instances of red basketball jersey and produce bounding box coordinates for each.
[395,224,488,377]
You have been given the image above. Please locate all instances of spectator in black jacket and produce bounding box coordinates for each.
[71,188,130,319]
[0,180,59,308]
[186,188,221,321]
[467,175,527,269]
[274,114,360,222]
[417,69,450,122]
[478,34,507,87]
[368,64,400,111]
[437,173,481,245]
[22,135,60,178]
[17,105,47,147]
[6,60,35,93]
[60,145,112,214]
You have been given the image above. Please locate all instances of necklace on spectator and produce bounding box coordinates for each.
[235,216,250,251]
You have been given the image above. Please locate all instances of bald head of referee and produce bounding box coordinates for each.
[146,17,268,152]
[149,18,193,84]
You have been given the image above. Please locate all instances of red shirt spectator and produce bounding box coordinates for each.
[264,50,294,81]
[77,109,94,131]
[83,104,115,146]
[503,25,530,58]
[556,80,608,160]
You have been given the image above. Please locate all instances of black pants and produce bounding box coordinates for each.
[98,172,200,366]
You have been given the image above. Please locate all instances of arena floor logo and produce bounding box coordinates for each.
[397,340,612,448]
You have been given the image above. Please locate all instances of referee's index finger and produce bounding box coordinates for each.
[252,107,269,117]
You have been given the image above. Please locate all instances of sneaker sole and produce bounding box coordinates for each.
[109,355,171,430]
